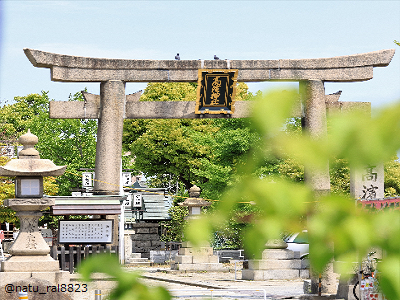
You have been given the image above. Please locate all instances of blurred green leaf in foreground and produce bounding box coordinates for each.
[79,88,399,300]
[186,89,400,299]
[79,254,171,300]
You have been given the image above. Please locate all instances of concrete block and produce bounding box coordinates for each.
[130,253,142,259]
[179,247,212,255]
[176,263,228,272]
[241,270,263,281]
[337,278,359,300]
[149,228,158,234]
[150,250,178,264]
[300,269,310,279]
[263,269,300,280]
[175,255,193,264]
[192,255,218,264]
[150,253,165,264]
[1,256,59,272]
[131,234,153,241]
[0,271,70,286]
[192,255,208,264]
[302,258,310,269]
[30,272,56,283]
[151,240,162,247]
[0,272,32,283]
[209,255,219,263]
[133,240,151,248]
[179,247,193,255]
[181,241,209,248]
[191,247,213,256]
[262,249,295,260]
[55,271,71,285]
[242,269,301,280]
[248,259,302,270]
[136,228,150,234]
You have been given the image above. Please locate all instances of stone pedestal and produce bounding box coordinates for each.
[1,199,60,272]
[0,198,70,285]
[171,242,228,271]
[336,275,359,300]
[242,240,308,280]
[242,248,308,280]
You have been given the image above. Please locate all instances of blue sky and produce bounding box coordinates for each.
[0,1,399,108]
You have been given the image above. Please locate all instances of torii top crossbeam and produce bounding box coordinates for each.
[25,48,394,82]
[24,48,395,195]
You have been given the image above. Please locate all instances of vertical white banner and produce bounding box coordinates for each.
[122,172,132,186]
[82,172,93,187]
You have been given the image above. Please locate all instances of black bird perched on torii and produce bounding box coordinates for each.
[175,53,180,60]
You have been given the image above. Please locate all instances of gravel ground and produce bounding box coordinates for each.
[68,265,310,300]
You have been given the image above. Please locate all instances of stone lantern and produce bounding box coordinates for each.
[172,186,227,271]
[0,130,66,273]
[179,185,211,216]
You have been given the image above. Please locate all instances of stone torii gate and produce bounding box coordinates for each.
[24,48,395,195]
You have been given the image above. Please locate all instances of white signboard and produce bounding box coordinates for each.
[82,172,93,187]
[1,146,14,158]
[58,220,113,244]
[124,193,132,207]
[122,172,132,186]
[351,164,384,200]
[133,194,142,208]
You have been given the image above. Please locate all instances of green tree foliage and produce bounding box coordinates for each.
[160,206,188,242]
[123,82,258,200]
[139,82,197,102]
[186,89,400,299]
[383,158,400,196]
[125,83,400,254]
[210,203,259,250]
[0,156,19,224]
[0,91,97,196]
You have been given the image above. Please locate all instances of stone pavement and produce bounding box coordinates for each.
[66,265,339,300]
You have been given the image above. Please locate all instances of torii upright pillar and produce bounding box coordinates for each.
[301,80,331,194]
[95,80,126,194]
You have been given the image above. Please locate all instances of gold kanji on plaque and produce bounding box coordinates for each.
[196,69,238,114]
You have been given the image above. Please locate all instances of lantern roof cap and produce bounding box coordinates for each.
[0,130,66,177]
[179,185,211,207]
[18,129,40,158]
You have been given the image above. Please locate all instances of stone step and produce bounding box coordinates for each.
[261,249,299,260]
[130,253,142,259]
[242,268,302,280]
[125,258,152,266]
[248,258,302,270]
[129,258,150,263]
[171,262,229,272]
[125,261,152,267]
[174,254,219,264]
